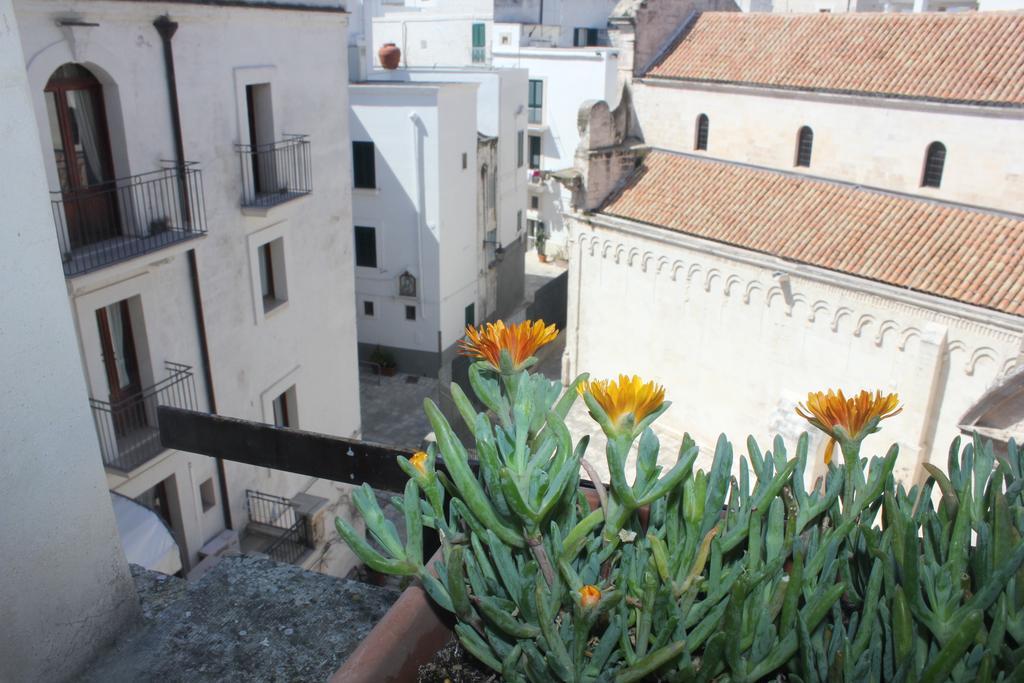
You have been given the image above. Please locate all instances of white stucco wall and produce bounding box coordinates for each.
[564,216,1024,484]
[0,1,138,678]
[492,45,619,256]
[14,0,361,568]
[632,81,1024,213]
[351,82,480,356]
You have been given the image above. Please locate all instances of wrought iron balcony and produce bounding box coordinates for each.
[52,164,207,278]
[244,490,313,565]
[471,46,487,63]
[237,135,312,209]
[90,362,198,473]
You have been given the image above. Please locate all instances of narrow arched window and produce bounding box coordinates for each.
[795,126,813,167]
[922,142,946,188]
[695,114,709,151]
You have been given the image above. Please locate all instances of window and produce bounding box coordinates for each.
[465,303,475,327]
[795,126,813,168]
[354,226,377,268]
[258,239,287,312]
[199,478,216,512]
[471,23,486,63]
[695,114,709,151]
[528,80,543,124]
[363,301,375,317]
[405,305,416,321]
[272,386,296,428]
[528,135,541,170]
[353,141,376,189]
[517,210,523,232]
[517,130,524,168]
[922,141,946,188]
[527,219,545,238]
[531,196,539,209]
[574,27,599,47]
[462,152,467,170]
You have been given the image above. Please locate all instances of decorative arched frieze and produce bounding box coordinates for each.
[1001,357,1020,376]
[853,314,876,338]
[601,240,615,259]
[686,263,703,284]
[704,269,722,293]
[743,280,764,305]
[830,307,854,333]
[966,347,999,377]
[626,247,641,267]
[808,301,830,323]
[897,327,922,352]
[656,256,671,276]
[724,275,743,297]
[874,321,900,348]
[765,287,786,310]
[640,251,655,272]
[613,244,627,264]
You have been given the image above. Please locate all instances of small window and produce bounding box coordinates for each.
[258,239,287,312]
[353,141,376,189]
[272,386,296,428]
[363,300,374,317]
[528,80,543,124]
[244,83,275,196]
[517,209,523,232]
[354,226,377,268]
[462,152,468,170]
[517,131,524,168]
[528,135,541,170]
[405,305,416,321]
[922,141,946,188]
[795,126,813,168]
[695,114,709,151]
[531,195,539,209]
[527,219,545,238]
[199,478,216,512]
[465,303,475,327]
[574,27,599,47]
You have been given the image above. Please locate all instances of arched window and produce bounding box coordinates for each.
[694,114,709,151]
[795,126,813,168]
[922,142,946,188]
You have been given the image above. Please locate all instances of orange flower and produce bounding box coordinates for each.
[458,320,558,370]
[579,584,602,609]
[410,451,428,475]
[579,375,666,427]
[796,389,902,464]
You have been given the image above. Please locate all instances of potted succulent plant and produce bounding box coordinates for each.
[535,232,548,263]
[334,320,1024,682]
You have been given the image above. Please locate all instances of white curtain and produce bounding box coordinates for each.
[68,90,104,187]
[106,304,131,389]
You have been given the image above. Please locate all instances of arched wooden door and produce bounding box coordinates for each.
[44,63,120,248]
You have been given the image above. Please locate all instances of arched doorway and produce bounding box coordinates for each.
[44,63,119,248]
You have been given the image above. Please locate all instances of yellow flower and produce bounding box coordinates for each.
[457,319,559,370]
[410,451,428,475]
[796,389,902,464]
[579,584,602,609]
[579,374,666,427]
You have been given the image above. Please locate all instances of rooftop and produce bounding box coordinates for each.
[646,11,1024,106]
[600,150,1024,317]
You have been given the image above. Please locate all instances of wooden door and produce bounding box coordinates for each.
[97,301,145,435]
[45,63,119,248]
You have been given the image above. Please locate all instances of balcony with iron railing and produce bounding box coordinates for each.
[243,490,314,565]
[52,164,207,278]
[237,135,312,210]
[90,362,198,473]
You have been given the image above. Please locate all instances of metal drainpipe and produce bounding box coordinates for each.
[154,14,233,531]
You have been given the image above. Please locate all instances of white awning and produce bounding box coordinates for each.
[111,492,182,576]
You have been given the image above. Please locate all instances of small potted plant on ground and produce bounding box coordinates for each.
[335,320,1024,682]
[536,232,548,263]
[368,346,397,377]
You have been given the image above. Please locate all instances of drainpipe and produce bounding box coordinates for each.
[155,14,233,531]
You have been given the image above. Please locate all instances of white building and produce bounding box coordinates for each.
[350,66,528,375]
[561,6,1024,483]
[11,0,363,576]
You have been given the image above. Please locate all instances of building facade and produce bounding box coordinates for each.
[12,0,363,575]
[562,7,1024,483]
[350,66,528,376]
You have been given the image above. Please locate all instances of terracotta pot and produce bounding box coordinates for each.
[378,43,401,70]
[331,484,624,681]
[537,253,548,263]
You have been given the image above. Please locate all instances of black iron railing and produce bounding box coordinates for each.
[529,105,543,125]
[52,164,207,278]
[90,362,198,472]
[246,490,313,565]
[237,135,312,209]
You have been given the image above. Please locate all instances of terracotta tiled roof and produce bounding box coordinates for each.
[601,151,1024,317]
[646,12,1024,106]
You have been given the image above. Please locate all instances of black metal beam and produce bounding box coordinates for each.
[158,406,420,493]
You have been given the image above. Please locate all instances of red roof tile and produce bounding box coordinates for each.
[647,12,1024,106]
[601,151,1024,316]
